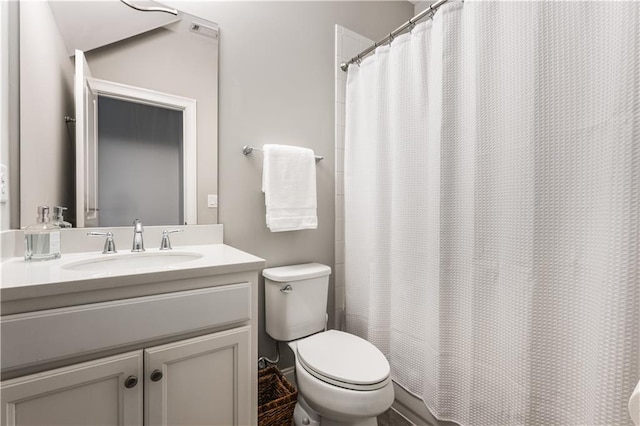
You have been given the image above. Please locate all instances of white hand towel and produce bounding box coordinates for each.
[262,144,317,232]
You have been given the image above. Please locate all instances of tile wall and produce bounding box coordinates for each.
[334,26,373,330]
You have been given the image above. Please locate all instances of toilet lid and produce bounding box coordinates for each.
[296,330,390,390]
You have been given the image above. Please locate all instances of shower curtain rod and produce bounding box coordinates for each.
[340,0,450,72]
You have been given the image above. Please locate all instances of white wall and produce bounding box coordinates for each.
[334,26,374,330]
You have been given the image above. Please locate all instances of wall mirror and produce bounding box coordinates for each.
[75,51,197,227]
[17,0,219,228]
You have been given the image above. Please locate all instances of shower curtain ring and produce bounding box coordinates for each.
[388,32,395,45]
[408,19,416,31]
[355,55,362,67]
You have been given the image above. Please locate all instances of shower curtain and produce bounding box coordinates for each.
[344,2,639,425]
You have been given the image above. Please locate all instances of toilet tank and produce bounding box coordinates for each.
[263,263,332,342]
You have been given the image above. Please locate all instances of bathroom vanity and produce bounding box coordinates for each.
[0,225,264,426]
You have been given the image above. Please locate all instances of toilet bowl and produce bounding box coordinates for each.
[290,330,394,425]
[263,263,394,426]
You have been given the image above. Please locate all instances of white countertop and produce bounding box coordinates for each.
[1,244,265,302]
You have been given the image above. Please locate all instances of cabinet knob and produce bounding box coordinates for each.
[150,369,163,382]
[124,375,138,389]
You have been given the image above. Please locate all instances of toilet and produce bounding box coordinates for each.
[263,263,394,426]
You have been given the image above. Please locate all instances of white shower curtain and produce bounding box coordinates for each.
[344,2,639,425]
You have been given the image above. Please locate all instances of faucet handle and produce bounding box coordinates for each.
[87,231,117,254]
[133,218,143,232]
[159,229,184,250]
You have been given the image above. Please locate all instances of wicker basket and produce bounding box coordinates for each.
[258,366,298,426]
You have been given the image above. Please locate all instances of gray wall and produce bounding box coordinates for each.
[165,1,414,368]
[0,1,11,231]
[7,1,19,231]
[19,1,75,227]
[414,1,434,15]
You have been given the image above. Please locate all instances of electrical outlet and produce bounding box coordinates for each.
[207,194,218,208]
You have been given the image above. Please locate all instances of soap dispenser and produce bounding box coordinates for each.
[52,206,72,228]
[24,205,61,261]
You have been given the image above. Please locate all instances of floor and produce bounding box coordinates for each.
[377,408,413,426]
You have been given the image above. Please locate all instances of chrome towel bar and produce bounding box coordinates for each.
[242,146,323,163]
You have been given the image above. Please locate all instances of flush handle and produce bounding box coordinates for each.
[280,285,293,293]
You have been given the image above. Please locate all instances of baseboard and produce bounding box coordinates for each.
[281,365,296,388]
[392,382,459,426]
[389,406,417,425]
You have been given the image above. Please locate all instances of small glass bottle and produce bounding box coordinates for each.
[52,206,72,228]
[24,206,61,261]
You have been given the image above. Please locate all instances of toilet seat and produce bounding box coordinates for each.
[296,330,391,391]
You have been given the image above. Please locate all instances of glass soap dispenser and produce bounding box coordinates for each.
[24,205,61,261]
[52,206,72,228]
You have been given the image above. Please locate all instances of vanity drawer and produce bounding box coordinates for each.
[1,283,250,371]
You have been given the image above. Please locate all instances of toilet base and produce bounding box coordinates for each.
[293,395,378,426]
[293,395,321,426]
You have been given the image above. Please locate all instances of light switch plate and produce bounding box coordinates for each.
[207,194,218,208]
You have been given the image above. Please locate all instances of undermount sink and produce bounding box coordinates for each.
[61,252,204,273]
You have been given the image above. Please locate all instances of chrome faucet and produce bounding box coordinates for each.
[159,229,184,250]
[87,231,117,254]
[132,219,145,252]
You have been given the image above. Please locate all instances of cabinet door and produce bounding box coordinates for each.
[0,351,143,426]
[145,326,252,426]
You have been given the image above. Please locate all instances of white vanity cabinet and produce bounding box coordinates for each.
[145,326,251,426]
[1,351,143,426]
[0,240,264,426]
[1,327,251,426]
